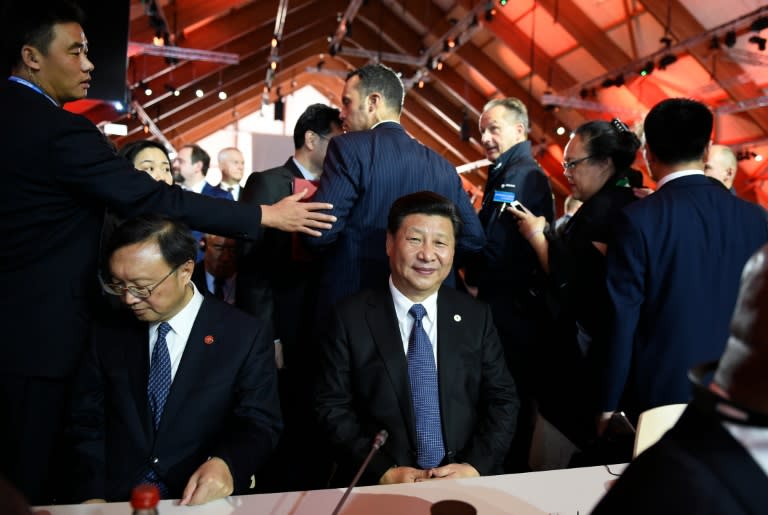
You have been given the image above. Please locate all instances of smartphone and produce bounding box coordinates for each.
[607,411,636,436]
[510,200,526,212]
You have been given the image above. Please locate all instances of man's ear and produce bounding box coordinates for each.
[21,45,42,71]
[368,92,382,113]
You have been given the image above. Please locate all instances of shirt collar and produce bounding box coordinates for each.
[9,75,59,106]
[149,282,204,339]
[371,120,400,130]
[291,157,319,181]
[656,169,704,189]
[389,276,439,324]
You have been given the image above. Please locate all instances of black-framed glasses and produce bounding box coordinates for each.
[562,155,594,170]
[102,264,181,299]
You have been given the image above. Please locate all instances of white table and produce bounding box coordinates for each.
[38,464,626,515]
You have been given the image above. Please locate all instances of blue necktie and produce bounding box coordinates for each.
[147,322,172,430]
[407,304,445,469]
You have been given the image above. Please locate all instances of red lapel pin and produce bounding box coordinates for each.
[204,335,215,345]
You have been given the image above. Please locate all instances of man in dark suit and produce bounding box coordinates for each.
[467,97,554,471]
[593,243,768,514]
[304,64,485,320]
[0,2,331,503]
[70,215,281,505]
[239,103,342,335]
[238,103,341,491]
[600,98,768,428]
[315,192,518,486]
[191,234,238,304]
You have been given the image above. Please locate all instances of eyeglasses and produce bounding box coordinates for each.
[562,155,594,171]
[102,264,181,299]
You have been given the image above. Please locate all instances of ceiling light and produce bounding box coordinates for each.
[195,88,204,98]
[725,30,737,48]
[750,16,768,32]
[218,91,227,100]
[556,126,566,136]
[639,61,654,77]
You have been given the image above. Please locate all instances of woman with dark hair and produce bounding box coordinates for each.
[509,118,641,448]
[118,140,173,185]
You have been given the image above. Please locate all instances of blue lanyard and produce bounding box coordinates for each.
[8,76,59,106]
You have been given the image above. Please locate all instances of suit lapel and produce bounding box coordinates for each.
[366,291,417,446]
[156,299,216,435]
[436,288,464,452]
[125,319,153,443]
[284,158,304,179]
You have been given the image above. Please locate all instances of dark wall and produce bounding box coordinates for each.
[77,0,130,105]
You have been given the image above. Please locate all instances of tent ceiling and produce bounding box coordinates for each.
[71,0,768,204]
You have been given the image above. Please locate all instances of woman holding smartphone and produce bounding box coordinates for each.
[509,119,641,448]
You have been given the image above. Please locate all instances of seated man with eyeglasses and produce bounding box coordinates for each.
[68,214,281,505]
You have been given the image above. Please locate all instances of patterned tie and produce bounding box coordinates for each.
[407,304,445,469]
[147,322,172,430]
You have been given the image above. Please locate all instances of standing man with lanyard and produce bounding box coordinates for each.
[0,1,333,504]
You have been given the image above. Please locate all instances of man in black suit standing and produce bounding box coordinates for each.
[304,64,485,320]
[593,243,768,514]
[315,191,518,486]
[239,103,341,491]
[191,234,238,304]
[70,215,281,505]
[0,2,331,503]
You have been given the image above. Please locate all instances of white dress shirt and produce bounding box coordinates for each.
[292,157,320,181]
[656,169,704,189]
[389,276,439,365]
[147,283,204,380]
[723,422,768,478]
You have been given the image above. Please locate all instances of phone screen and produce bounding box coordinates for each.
[492,190,516,203]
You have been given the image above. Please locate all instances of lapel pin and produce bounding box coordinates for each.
[204,335,215,345]
[453,314,461,322]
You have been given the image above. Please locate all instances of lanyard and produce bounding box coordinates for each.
[8,76,59,106]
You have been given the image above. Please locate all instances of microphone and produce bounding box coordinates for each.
[331,430,389,515]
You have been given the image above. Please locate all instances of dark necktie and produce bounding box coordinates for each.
[147,322,172,430]
[407,304,445,469]
[214,277,226,300]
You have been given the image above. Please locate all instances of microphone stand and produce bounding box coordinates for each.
[331,430,389,515]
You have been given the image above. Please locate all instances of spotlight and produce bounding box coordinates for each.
[601,78,614,88]
[709,36,720,50]
[143,124,149,134]
[174,89,180,97]
[613,74,625,87]
[639,61,654,77]
[484,7,496,21]
[274,97,285,121]
[660,36,672,48]
[756,154,764,162]
[436,61,443,71]
[556,126,566,136]
[725,30,737,48]
[164,84,179,97]
[271,36,279,48]
[499,0,508,6]
[749,35,767,51]
[140,81,152,96]
[195,88,204,98]
[418,80,424,89]
[429,57,439,70]
[658,53,678,70]
[270,60,278,71]
[218,91,228,100]
[579,88,588,99]
[444,39,455,52]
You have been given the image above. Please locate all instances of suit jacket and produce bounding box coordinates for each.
[201,182,234,201]
[0,80,263,379]
[592,405,768,514]
[314,286,519,486]
[238,158,320,368]
[69,297,282,501]
[304,122,485,311]
[602,174,768,416]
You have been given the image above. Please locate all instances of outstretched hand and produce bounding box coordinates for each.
[261,188,336,236]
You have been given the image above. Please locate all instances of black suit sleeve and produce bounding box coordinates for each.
[456,303,519,472]
[53,114,264,240]
[314,307,399,483]
[211,317,282,494]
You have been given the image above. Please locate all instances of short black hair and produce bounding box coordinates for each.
[119,140,171,166]
[107,214,197,269]
[575,119,641,172]
[387,191,463,238]
[182,144,211,175]
[644,98,713,165]
[347,64,405,115]
[2,0,84,75]
[293,103,341,150]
